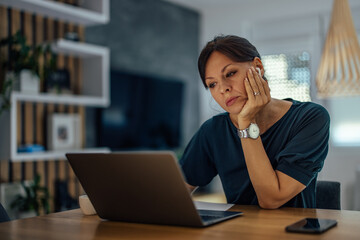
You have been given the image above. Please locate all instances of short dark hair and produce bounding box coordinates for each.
[198,35,262,88]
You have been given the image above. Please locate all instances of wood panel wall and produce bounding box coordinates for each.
[0,3,86,214]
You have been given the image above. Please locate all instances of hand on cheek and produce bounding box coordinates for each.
[237,67,271,127]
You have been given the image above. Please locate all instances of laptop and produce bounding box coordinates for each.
[66,151,242,227]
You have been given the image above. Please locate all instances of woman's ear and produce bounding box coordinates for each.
[253,57,264,76]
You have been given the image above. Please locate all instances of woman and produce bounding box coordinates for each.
[179,35,330,209]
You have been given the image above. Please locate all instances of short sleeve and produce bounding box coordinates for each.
[276,104,330,186]
[179,121,217,187]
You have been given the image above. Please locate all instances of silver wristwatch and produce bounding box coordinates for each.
[237,123,260,139]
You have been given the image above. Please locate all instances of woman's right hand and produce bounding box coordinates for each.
[237,67,271,129]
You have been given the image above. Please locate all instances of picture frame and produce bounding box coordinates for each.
[45,69,72,94]
[47,114,81,150]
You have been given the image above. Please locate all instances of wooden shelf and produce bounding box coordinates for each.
[13,147,110,162]
[51,39,109,58]
[12,92,107,106]
[0,0,109,26]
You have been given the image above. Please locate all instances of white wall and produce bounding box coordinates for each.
[166,0,360,210]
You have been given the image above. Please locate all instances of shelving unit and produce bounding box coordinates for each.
[3,91,110,162]
[0,0,109,26]
[0,0,110,162]
[51,39,110,106]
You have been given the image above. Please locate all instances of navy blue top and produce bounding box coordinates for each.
[179,99,330,208]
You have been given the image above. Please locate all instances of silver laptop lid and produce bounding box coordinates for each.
[66,151,204,227]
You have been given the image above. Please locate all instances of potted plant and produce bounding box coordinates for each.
[10,174,50,218]
[0,31,56,115]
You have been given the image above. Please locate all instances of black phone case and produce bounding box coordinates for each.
[285,218,337,234]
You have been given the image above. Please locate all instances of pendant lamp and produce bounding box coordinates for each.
[316,0,360,98]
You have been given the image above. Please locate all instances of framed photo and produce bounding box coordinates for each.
[47,114,81,150]
[45,69,72,94]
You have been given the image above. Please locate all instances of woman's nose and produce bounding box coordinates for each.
[219,81,231,93]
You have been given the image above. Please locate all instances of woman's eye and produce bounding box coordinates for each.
[208,82,217,88]
[226,71,236,78]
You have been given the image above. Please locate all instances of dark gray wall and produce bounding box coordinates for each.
[85,0,200,148]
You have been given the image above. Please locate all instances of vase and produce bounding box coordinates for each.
[17,210,37,219]
[19,69,40,94]
[6,70,40,94]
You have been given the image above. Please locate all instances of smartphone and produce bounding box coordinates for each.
[285,218,337,234]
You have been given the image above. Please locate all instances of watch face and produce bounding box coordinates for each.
[248,123,260,139]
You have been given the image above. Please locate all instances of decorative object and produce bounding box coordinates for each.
[47,113,81,150]
[13,69,40,94]
[79,195,96,215]
[10,174,50,217]
[17,144,45,153]
[64,32,80,42]
[0,31,57,114]
[45,69,72,94]
[0,182,25,219]
[316,0,360,98]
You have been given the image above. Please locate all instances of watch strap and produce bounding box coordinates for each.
[237,128,249,138]
[237,123,260,139]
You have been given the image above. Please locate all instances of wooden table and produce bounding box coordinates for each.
[0,205,359,240]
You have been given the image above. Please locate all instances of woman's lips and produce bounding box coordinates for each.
[226,96,239,107]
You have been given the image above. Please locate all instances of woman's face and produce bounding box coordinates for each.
[205,51,253,115]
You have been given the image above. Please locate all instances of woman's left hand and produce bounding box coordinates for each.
[237,67,271,127]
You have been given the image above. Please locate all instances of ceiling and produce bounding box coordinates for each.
[165,0,262,12]
[165,0,360,21]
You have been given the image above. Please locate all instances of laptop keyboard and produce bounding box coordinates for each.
[198,209,239,223]
[200,214,224,222]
